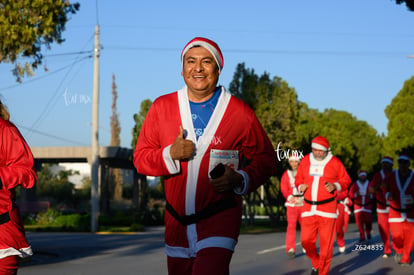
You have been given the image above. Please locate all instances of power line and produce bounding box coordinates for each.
[0,56,91,92]
[43,50,93,58]
[103,45,411,57]
[16,123,88,146]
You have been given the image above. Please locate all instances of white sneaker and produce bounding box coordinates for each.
[339,246,345,253]
[287,248,295,258]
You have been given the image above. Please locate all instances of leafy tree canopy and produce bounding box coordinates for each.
[296,106,382,177]
[228,62,382,177]
[395,0,414,11]
[383,76,414,158]
[0,0,79,82]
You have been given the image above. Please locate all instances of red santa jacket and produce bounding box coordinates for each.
[0,119,37,259]
[349,179,375,213]
[133,86,276,258]
[281,170,303,207]
[370,170,392,213]
[295,152,351,219]
[385,170,414,223]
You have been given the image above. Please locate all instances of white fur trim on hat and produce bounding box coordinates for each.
[288,155,301,162]
[311,142,328,151]
[381,157,394,165]
[398,155,411,162]
[358,171,367,177]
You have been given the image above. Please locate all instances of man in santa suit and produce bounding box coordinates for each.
[335,188,352,253]
[349,170,375,243]
[133,37,277,275]
[280,154,304,258]
[385,154,414,267]
[296,135,351,275]
[370,156,394,258]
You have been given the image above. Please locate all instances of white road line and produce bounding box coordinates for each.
[257,242,302,255]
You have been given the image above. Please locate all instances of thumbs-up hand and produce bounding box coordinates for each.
[170,126,195,160]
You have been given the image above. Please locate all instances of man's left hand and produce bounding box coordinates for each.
[325,182,336,193]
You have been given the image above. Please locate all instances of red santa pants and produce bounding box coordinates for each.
[301,216,336,275]
[390,221,414,264]
[285,206,302,253]
[167,247,233,275]
[354,211,372,240]
[335,204,349,248]
[0,256,18,275]
[377,211,392,254]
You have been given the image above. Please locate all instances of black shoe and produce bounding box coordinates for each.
[310,268,319,275]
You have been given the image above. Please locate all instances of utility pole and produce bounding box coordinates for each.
[91,24,100,232]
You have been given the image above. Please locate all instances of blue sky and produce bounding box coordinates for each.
[1,0,413,149]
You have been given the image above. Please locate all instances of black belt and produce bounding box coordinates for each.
[166,198,237,226]
[304,196,335,205]
[376,200,389,207]
[389,205,414,213]
[0,212,10,225]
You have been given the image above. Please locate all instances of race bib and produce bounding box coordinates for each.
[309,164,324,177]
[209,149,239,174]
[404,195,414,205]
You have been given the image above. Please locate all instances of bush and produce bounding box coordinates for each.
[53,214,90,231]
[25,208,90,232]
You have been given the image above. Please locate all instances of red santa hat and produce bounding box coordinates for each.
[181,37,224,72]
[398,154,411,162]
[358,170,368,177]
[311,135,330,151]
[381,156,394,165]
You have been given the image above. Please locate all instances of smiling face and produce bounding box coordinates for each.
[182,46,220,102]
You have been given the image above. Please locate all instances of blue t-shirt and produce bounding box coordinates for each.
[189,87,221,140]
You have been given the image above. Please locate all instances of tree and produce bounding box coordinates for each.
[35,164,78,208]
[383,76,414,158]
[108,74,123,202]
[0,0,80,82]
[131,99,152,148]
[229,65,293,224]
[395,0,414,11]
[110,74,121,147]
[255,76,300,151]
[228,63,259,110]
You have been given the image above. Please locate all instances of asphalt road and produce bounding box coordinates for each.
[19,222,414,275]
